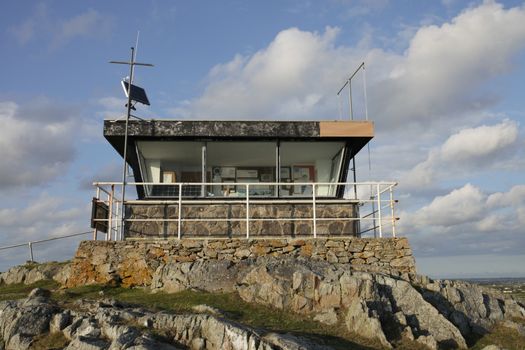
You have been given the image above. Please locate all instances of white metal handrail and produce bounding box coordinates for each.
[0,231,94,263]
[92,181,399,240]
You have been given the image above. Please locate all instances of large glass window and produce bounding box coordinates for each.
[207,142,277,197]
[137,141,203,197]
[136,140,345,198]
[280,142,345,197]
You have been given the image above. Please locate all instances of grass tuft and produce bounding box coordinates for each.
[0,280,58,302]
[469,322,525,350]
[29,332,69,350]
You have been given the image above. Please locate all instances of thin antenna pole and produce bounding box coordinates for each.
[363,63,369,121]
[120,47,135,240]
[135,32,140,58]
[110,44,153,241]
[132,31,140,81]
[338,94,343,120]
[348,79,353,120]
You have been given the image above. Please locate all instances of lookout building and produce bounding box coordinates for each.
[94,118,397,239]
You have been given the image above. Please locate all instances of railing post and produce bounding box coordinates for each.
[376,184,382,238]
[177,183,182,239]
[389,186,396,237]
[246,184,250,239]
[105,192,110,241]
[312,183,317,238]
[115,200,120,240]
[108,184,114,241]
[28,242,34,262]
[93,185,100,240]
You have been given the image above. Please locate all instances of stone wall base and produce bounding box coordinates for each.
[65,237,416,288]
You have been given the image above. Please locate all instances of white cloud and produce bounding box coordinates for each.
[186,26,361,119]
[374,1,525,126]
[0,194,89,270]
[400,182,525,257]
[0,100,79,189]
[8,3,48,45]
[0,194,82,229]
[440,120,518,161]
[486,184,525,207]
[402,120,519,188]
[9,6,112,49]
[407,183,486,227]
[51,9,112,49]
[79,162,122,190]
[336,0,390,19]
[176,1,525,131]
[0,193,88,268]
[97,96,127,119]
[400,181,525,239]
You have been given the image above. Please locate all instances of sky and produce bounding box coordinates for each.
[0,0,524,278]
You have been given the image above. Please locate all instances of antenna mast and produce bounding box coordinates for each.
[110,35,154,240]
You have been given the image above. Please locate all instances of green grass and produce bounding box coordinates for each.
[0,280,58,302]
[29,332,69,350]
[514,291,525,303]
[56,284,381,350]
[470,322,525,350]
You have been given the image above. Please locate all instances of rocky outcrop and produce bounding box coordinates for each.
[57,238,525,349]
[148,257,524,349]
[0,265,523,350]
[64,238,415,288]
[0,261,70,285]
[416,277,525,342]
[3,237,524,349]
[0,289,329,350]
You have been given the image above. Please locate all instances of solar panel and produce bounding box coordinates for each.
[121,81,150,106]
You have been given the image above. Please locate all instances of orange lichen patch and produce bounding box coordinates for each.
[268,240,287,248]
[251,245,271,256]
[119,259,152,287]
[300,244,313,257]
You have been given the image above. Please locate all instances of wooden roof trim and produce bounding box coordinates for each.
[319,121,374,137]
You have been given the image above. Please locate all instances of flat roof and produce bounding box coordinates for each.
[103,120,374,139]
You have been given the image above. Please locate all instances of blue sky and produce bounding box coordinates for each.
[1,0,524,278]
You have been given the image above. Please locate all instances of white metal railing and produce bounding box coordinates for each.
[92,181,399,240]
[92,184,122,241]
[0,231,95,263]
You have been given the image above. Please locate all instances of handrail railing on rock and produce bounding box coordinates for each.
[0,231,94,263]
[92,181,399,241]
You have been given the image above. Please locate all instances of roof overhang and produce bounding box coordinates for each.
[103,119,374,199]
[104,119,374,157]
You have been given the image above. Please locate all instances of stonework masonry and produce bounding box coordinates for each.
[66,237,415,288]
[126,203,359,238]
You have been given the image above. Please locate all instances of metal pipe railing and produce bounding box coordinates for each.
[91,181,399,240]
[0,231,94,263]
